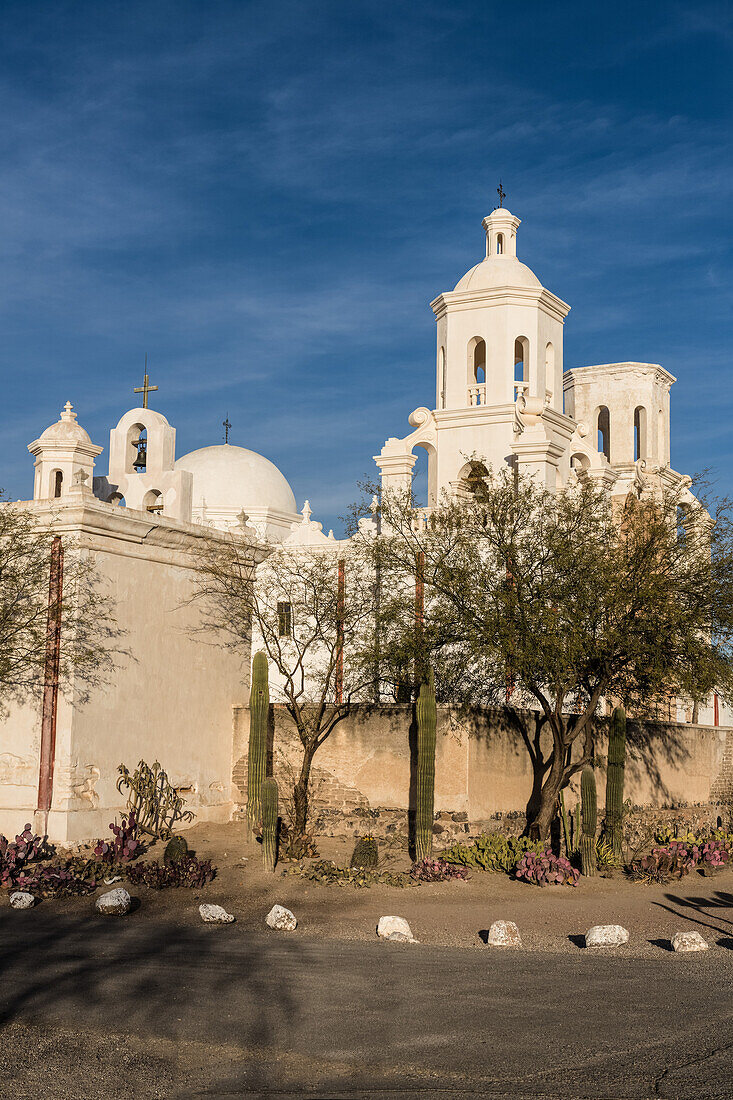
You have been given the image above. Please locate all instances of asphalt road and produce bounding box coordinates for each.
[0,910,731,1099]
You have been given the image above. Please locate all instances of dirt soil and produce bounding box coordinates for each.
[4,821,733,958]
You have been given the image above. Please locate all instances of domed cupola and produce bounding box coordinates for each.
[175,444,300,542]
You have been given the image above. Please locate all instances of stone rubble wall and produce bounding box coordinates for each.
[231,703,733,833]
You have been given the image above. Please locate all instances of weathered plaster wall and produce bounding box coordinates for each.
[0,498,250,843]
[232,703,732,821]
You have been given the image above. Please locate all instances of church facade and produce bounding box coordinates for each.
[0,204,722,842]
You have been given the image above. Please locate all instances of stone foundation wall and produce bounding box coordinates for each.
[231,703,733,830]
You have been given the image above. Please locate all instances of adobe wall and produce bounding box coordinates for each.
[0,497,249,844]
[231,703,732,824]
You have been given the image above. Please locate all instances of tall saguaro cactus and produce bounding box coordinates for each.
[415,667,437,861]
[580,765,597,877]
[261,777,279,873]
[605,705,627,861]
[247,651,269,837]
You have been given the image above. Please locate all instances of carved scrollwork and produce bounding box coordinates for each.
[408,406,433,429]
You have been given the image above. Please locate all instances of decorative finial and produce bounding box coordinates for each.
[134,354,158,409]
[301,500,312,524]
[497,180,506,208]
[223,414,231,444]
[61,401,77,421]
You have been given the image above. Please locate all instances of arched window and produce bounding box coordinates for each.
[467,337,486,405]
[52,470,63,498]
[514,337,529,386]
[634,406,647,461]
[467,337,486,382]
[460,460,490,500]
[143,489,163,515]
[496,233,504,255]
[597,406,610,461]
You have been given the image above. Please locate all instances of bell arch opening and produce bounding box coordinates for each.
[127,424,147,473]
[597,406,610,461]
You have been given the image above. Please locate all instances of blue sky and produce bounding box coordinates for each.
[1,0,731,532]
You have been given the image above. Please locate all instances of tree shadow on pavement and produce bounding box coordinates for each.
[0,909,295,1095]
[653,890,733,938]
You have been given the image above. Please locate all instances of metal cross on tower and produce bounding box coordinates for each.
[497,180,506,208]
[223,414,231,444]
[134,355,158,409]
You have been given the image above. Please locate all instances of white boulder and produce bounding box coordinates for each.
[95,887,131,916]
[585,924,629,948]
[487,920,522,947]
[377,916,416,942]
[9,892,35,910]
[671,931,709,953]
[199,902,235,924]
[266,904,297,931]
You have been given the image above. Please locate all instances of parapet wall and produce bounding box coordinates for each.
[231,703,733,824]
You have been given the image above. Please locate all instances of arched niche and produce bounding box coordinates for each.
[596,406,610,461]
[467,336,486,384]
[514,337,529,388]
[634,406,647,461]
[143,488,163,515]
[416,441,438,507]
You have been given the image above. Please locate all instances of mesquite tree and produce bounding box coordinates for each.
[193,533,378,843]
[351,467,733,839]
[0,498,119,715]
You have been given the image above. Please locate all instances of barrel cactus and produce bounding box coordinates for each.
[415,667,437,862]
[261,777,278,873]
[580,765,597,877]
[604,706,627,861]
[163,835,189,865]
[350,835,379,869]
[247,651,269,837]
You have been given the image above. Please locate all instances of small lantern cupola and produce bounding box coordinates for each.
[482,207,521,259]
[27,402,103,501]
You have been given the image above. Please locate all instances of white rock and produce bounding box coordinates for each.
[585,924,629,948]
[671,931,709,953]
[95,887,131,916]
[487,920,522,947]
[266,904,297,931]
[199,902,235,924]
[385,931,418,943]
[103,876,122,885]
[377,916,415,942]
[9,892,35,910]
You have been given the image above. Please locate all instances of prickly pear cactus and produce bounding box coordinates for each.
[163,835,189,865]
[415,668,437,862]
[261,777,278,873]
[350,835,379,869]
[580,765,597,877]
[248,651,269,837]
[605,706,627,861]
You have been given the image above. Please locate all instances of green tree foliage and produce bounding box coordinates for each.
[351,467,733,838]
[192,534,378,842]
[0,498,119,715]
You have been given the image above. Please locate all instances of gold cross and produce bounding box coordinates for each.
[134,356,158,409]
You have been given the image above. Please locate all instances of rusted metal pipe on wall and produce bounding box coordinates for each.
[36,535,63,830]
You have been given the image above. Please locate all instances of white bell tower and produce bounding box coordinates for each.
[375,205,576,497]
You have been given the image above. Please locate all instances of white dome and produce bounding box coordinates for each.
[175,444,297,515]
[37,402,93,445]
[453,255,542,292]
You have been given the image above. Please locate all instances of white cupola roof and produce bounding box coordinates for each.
[175,444,297,516]
[36,401,95,445]
[453,207,542,292]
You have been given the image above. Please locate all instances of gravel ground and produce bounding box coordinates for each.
[5,822,730,958]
